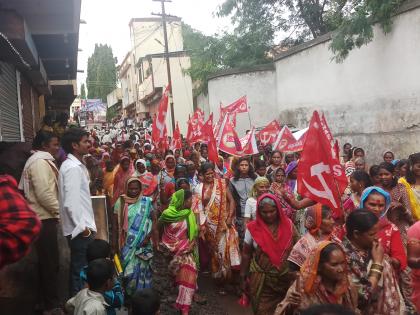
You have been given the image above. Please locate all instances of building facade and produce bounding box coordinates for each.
[0,0,80,143]
[111,17,194,134]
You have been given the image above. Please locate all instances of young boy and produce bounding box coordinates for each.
[66,258,114,315]
[130,288,160,315]
[80,239,124,315]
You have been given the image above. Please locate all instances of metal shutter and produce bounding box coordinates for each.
[20,74,34,141]
[0,61,21,141]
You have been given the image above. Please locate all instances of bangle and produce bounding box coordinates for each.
[371,263,384,271]
[370,268,383,274]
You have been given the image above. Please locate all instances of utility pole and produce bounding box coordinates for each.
[152,0,175,134]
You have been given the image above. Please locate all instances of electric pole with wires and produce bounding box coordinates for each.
[152,0,176,134]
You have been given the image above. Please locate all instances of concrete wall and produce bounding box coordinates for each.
[207,65,277,136]
[274,3,420,161]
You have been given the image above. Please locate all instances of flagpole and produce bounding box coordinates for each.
[247,106,252,129]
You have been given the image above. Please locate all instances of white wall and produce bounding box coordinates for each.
[274,5,420,161]
[106,88,122,108]
[207,68,277,136]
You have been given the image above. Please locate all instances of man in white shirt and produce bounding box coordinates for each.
[59,128,97,296]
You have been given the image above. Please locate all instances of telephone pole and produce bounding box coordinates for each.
[152,0,176,134]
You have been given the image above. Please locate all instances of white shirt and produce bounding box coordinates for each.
[59,153,97,238]
[244,197,257,220]
[66,288,107,315]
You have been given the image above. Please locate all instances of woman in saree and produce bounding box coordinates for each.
[342,209,404,314]
[134,159,158,199]
[377,162,414,243]
[111,155,133,206]
[159,189,198,315]
[343,170,372,215]
[269,167,295,220]
[288,204,337,270]
[360,186,415,313]
[266,151,283,178]
[192,162,241,289]
[158,154,176,185]
[112,177,157,296]
[408,220,420,313]
[275,242,358,315]
[399,152,420,221]
[240,193,298,315]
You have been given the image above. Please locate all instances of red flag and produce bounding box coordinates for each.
[187,109,205,144]
[218,120,242,156]
[297,111,347,215]
[273,126,297,151]
[257,120,281,146]
[152,85,170,145]
[202,114,218,164]
[222,96,248,114]
[170,122,182,150]
[240,128,259,155]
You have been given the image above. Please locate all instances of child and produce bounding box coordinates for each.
[80,239,124,315]
[130,288,160,315]
[66,259,114,315]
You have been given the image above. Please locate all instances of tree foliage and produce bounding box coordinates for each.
[183,21,272,96]
[218,0,405,61]
[80,83,86,99]
[86,44,117,101]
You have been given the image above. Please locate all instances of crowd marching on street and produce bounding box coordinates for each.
[1,99,420,315]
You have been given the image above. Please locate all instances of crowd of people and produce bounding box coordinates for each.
[1,122,420,315]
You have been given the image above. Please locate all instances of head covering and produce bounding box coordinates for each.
[305,204,323,235]
[383,150,394,159]
[247,193,293,267]
[360,186,391,217]
[134,159,147,176]
[250,177,270,198]
[300,241,349,297]
[122,177,142,204]
[164,154,176,173]
[285,161,298,177]
[159,189,198,241]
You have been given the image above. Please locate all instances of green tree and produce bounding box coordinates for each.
[218,0,405,61]
[80,83,86,99]
[183,22,272,96]
[86,44,117,101]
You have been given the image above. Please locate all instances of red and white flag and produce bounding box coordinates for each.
[202,114,218,164]
[170,122,182,150]
[218,120,242,156]
[222,96,248,114]
[186,109,205,144]
[240,128,259,155]
[257,120,281,146]
[273,126,297,151]
[152,85,170,145]
[297,111,347,215]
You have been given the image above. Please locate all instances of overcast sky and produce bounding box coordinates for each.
[77,0,231,92]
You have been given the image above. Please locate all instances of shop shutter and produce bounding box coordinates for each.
[0,61,21,142]
[20,74,34,142]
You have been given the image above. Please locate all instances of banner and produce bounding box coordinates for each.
[297,111,347,215]
[240,128,259,155]
[273,126,297,151]
[257,120,281,146]
[151,85,170,151]
[202,114,218,164]
[218,120,242,156]
[186,109,205,144]
[221,96,248,114]
[170,122,182,150]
